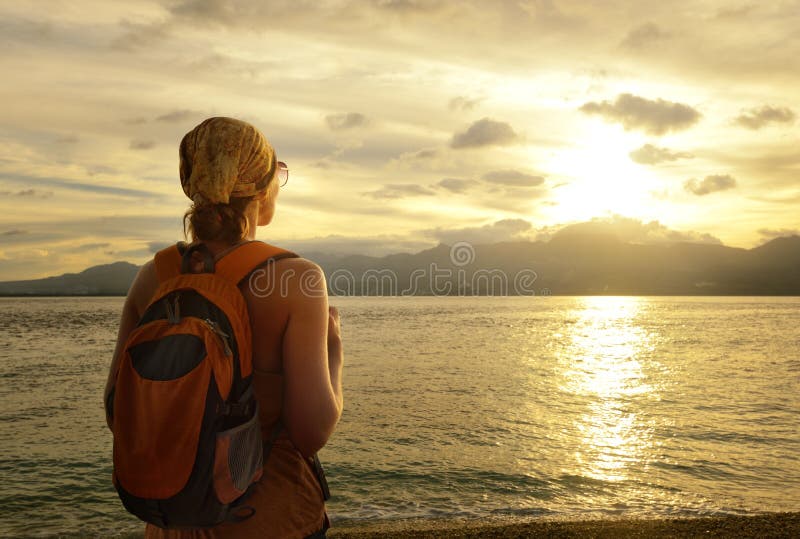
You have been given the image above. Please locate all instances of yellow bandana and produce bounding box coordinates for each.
[179,117,276,204]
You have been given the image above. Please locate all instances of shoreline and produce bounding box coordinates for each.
[11,512,800,538]
[328,512,800,538]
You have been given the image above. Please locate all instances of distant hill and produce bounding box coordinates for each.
[0,235,798,296]
[0,261,139,296]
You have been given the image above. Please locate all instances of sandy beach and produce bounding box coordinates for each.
[329,513,800,538]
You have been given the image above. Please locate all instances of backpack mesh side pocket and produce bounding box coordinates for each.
[213,403,264,504]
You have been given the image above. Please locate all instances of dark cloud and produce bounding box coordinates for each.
[482,170,545,187]
[365,183,436,199]
[448,96,482,112]
[629,144,693,165]
[2,173,162,199]
[130,139,156,150]
[684,174,737,196]
[325,112,369,131]
[424,218,533,245]
[16,188,53,198]
[734,105,796,129]
[156,109,200,123]
[0,188,53,198]
[621,22,670,49]
[435,178,478,193]
[1,229,28,237]
[451,118,518,148]
[579,93,701,135]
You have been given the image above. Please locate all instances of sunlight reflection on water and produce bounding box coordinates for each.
[559,297,657,483]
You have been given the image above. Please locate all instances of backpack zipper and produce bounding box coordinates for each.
[204,318,233,356]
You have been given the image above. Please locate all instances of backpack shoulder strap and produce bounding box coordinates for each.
[153,242,188,283]
[215,241,299,285]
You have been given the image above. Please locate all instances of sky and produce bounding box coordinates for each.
[0,0,798,280]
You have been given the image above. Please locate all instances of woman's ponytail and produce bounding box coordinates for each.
[183,196,253,243]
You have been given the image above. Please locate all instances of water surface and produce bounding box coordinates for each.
[1,296,798,537]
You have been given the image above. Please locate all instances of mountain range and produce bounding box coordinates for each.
[1,234,798,296]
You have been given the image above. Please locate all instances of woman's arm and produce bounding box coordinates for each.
[103,260,156,428]
[281,260,343,457]
[326,306,344,416]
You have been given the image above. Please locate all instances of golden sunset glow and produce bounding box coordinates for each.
[0,1,798,280]
[546,125,656,222]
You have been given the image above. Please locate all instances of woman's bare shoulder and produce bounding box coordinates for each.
[279,256,324,275]
[242,256,325,299]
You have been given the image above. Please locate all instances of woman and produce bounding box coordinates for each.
[104,117,343,538]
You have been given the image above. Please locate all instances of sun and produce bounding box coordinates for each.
[543,123,663,223]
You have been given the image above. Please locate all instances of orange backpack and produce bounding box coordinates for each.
[107,240,297,528]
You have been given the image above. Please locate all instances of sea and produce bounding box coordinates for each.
[1,296,799,537]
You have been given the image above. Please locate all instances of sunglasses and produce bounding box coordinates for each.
[277,161,289,187]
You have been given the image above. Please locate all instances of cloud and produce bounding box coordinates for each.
[537,215,723,245]
[579,93,701,135]
[156,109,200,123]
[424,218,534,245]
[734,105,796,129]
[758,227,800,241]
[279,233,432,257]
[325,112,369,131]
[112,19,171,50]
[629,144,693,165]
[148,241,174,253]
[435,178,478,193]
[71,242,112,253]
[365,183,435,199]
[411,149,438,159]
[448,96,482,112]
[451,118,519,148]
[1,229,28,237]
[56,134,79,144]
[684,174,737,196]
[715,5,757,19]
[169,0,244,27]
[482,170,545,187]
[371,0,446,14]
[86,164,118,176]
[621,22,670,49]
[0,188,53,198]
[130,139,156,150]
[123,116,148,125]
[2,173,162,199]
